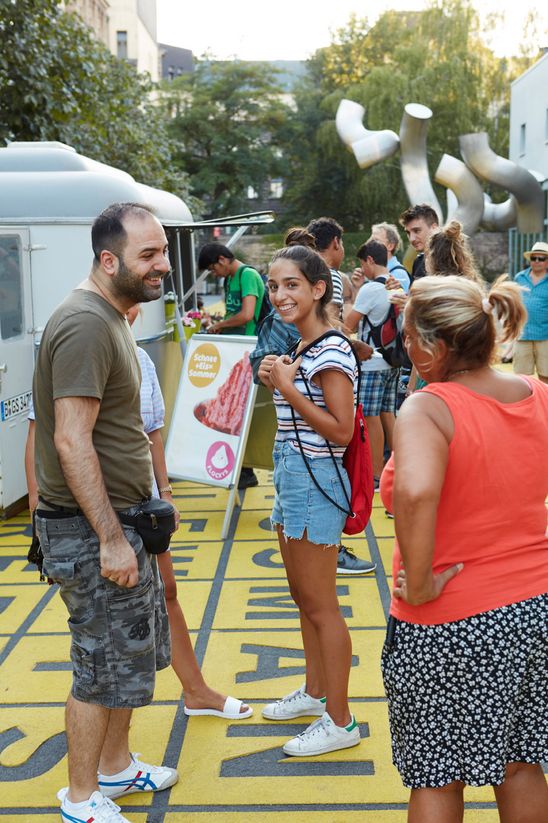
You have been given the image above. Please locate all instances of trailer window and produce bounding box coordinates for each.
[0,235,23,340]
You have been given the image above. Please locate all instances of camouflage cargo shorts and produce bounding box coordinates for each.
[35,509,171,709]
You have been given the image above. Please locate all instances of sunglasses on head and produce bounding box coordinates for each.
[530,256,548,262]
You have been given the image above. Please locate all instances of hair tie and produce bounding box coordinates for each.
[481,297,492,315]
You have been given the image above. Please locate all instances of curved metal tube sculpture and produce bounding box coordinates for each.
[459,132,544,233]
[335,99,399,170]
[480,193,518,232]
[434,154,484,235]
[399,103,443,223]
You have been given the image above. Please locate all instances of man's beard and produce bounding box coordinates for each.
[112,258,165,304]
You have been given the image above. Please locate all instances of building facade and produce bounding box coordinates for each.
[508,51,548,273]
[64,0,110,46]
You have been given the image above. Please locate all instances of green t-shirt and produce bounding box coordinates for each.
[224,265,265,335]
[33,289,153,509]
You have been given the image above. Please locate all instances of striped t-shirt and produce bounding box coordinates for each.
[273,335,357,458]
[329,268,344,306]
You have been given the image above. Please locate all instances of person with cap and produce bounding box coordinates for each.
[513,241,548,384]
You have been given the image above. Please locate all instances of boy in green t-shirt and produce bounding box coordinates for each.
[198,242,265,335]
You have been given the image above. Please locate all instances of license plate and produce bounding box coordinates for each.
[1,391,32,421]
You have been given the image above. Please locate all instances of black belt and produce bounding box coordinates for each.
[37,496,83,518]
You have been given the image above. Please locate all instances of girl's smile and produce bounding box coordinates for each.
[267,259,324,326]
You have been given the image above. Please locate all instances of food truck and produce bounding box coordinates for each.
[0,141,273,515]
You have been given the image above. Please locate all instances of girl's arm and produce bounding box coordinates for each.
[270,356,354,446]
[148,428,180,529]
[392,393,462,605]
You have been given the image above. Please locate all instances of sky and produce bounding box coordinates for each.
[157,0,547,62]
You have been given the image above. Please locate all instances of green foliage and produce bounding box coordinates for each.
[0,0,193,202]
[280,0,538,230]
[163,60,291,216]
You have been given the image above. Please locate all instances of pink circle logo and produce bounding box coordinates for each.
[205,441,235,481]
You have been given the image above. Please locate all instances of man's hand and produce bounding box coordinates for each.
[393,561,463,605]
[207,323,222,334]
[351,340,374,361]
[351,268,365,289]
[270,354,302,393]
[384,274,403,290]
[257,354,279,389]
[100,535,139,588]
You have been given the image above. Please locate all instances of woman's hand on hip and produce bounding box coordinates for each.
[394,561,464,605]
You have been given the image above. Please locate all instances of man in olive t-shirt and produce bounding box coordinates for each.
[33,203,178,822]
[197,242,265,335]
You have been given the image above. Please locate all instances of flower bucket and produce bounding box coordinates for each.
[183,318,202,341]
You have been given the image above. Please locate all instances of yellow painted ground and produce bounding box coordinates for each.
[0,476,514,820]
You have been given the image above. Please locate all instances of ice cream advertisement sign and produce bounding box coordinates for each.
[166,335,258,488]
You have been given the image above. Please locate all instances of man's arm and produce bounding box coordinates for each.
[208,295,257,333]
[54,396,138,587]
[25,420,39,512]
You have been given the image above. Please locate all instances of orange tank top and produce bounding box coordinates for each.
[381,378,548,624]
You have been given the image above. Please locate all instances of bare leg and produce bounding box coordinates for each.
[364,415,385,477]
[97,707,132,776]
[280,528,352,727]
[157,552,250,714]
[380,411,396,454]
[494,762,548,823]
[277,526,326,698]
[407,782,465,823]
[65,693,109,802]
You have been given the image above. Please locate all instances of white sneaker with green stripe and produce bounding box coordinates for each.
[282,711,361,756]
[261,685,326,720]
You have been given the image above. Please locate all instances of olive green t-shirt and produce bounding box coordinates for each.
[33,289,152,510]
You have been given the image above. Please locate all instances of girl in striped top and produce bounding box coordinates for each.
[258,244,361,757]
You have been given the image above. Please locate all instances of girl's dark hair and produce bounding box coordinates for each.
[426,220,482,283]
[284,227,317,249]
[270,245,333,321]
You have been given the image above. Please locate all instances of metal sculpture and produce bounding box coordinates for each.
[336,98,545,234]
[335,99,399,169]
[399,104,443,223]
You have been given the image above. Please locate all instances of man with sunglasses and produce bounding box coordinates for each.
[514,241,548,384]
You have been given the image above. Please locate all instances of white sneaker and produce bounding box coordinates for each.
[98,752,178,799]
[262,685,326,720]
[58,789,131,822]
[282,711,361,756]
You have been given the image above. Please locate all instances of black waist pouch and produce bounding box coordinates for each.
[119,498,176,555]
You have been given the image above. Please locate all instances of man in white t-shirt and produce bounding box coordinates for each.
[369,222,410,292]
[345,240,399,486]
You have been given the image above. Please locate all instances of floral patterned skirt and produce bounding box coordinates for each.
[381,594,547,788]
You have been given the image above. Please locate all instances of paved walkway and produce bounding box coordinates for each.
[0,477,506,820]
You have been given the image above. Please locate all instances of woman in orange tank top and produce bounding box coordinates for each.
[380,275,548,823]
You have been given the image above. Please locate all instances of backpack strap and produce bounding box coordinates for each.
[287,330,360,517]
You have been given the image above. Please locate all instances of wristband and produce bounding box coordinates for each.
[158,485,173,494]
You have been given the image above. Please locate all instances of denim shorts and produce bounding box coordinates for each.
[271,441,350,546]
[35,510,171,709]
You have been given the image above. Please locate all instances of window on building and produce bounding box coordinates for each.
[247,186,259,200]
[117,30,128,60]
[519,123,526,156]
[269,180,283,199]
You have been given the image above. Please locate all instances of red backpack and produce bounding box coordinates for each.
[289,331,374,535]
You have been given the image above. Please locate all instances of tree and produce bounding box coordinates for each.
[280,0,537,229]
[0,0,193,201]
[163,60,291,216]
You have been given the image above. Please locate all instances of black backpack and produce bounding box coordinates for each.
[361,276,408,368]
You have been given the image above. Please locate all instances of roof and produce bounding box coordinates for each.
[0,142,193,225]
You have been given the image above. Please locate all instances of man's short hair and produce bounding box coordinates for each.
[371,222,402,253]
[91,203,155,263]
[399,204,439,228]
[306,217,343,252]
[197,243,235,269]
[357,240,388,267]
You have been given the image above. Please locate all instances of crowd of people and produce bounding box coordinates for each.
[28,201,547,823]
